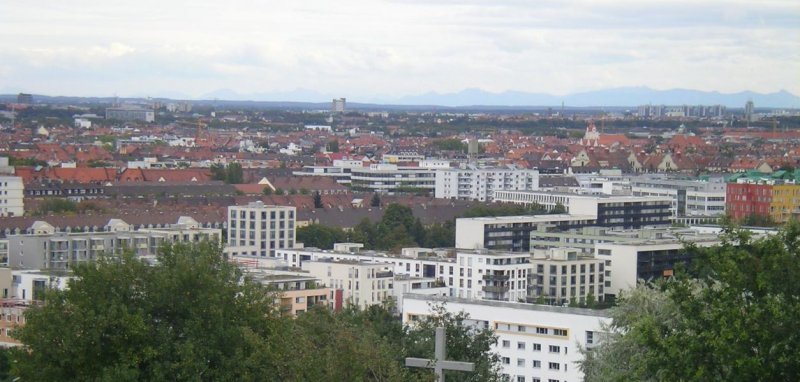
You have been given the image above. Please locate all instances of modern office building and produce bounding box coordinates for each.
[595,235,720,298]
[435,167,540,202]
[105,106,155,122]
[455,214,597,252]
[0,176,24,217]
[726,174,800,223]
[403,294,609,382]
[225,202,296,257]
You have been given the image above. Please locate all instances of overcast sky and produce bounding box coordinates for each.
[1,0,798,100]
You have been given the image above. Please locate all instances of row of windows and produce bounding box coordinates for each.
[501,356,566,371]
[495,323,568,337]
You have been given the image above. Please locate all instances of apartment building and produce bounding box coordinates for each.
[0,176,24,217]
[226,202,296,257]
[727,176,800,223]
[403,294,609,382]
[455,250,530,302]
[435,167,540,202]
[8,217,221,270]
[630,175,726,217]
[349,163,437,194]
[529,248,605,305]
[301,259,394,310]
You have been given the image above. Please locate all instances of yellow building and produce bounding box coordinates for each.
[770,184,800,223]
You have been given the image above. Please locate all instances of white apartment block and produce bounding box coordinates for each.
[403,294,610,382]
[455,250,530,302]
[8,217,221,270]
[630,176,726,217]
[349,164,436,194]
[529,248,605,305]
[301,259,394,310]
[0,176,24,217]
[435,167,540,202]
[226,202,296,257]
[277,245,528,302]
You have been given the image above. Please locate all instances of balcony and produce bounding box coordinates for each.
[482,274,510,282]
[482,285,510,294]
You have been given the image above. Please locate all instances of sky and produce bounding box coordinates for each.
[0,0,798,101]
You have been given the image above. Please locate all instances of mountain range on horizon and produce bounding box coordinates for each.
[3,87,799,109]
[194,86,800,108]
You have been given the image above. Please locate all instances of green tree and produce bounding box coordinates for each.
[581,221,800,381]
[11,242,283,381]
[326,139,339,153]
[296,224,346,249]
[262,186,273,195]
[371,193,382,207]
[275,188,285,195]
[225,162,244,184]
[551,202,567,214]
[288,188,297,195]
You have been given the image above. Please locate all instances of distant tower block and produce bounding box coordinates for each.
[16,93,32,105]
[744,100,755,123]
[467,140,480,155]
[332,98,346,113]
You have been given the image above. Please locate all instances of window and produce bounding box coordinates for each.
[502,357,510,365]
[586,331,594,345]
[548,362,560,370]
[531,360,541,368]
[532,343,541,351]
[553,329,567,336]
[517,358,525,367]
[502,340,511,348]
[517,342,526,350]
[536,327,548,335]
[549,345,560,353]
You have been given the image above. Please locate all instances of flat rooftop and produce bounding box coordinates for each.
[404,294,610,318]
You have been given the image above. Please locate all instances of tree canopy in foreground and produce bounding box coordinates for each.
[581,221,800,381]
[11,241,500,381]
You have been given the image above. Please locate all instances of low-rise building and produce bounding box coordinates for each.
[8,217,221,270]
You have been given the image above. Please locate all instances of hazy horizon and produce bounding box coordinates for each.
[1,0,798,100]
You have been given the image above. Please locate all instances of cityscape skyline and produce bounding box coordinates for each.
[1,0,798,99]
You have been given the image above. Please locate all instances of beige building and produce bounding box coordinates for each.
[250,274,332,317]
[302,259,393,310]
[529,248,605,306]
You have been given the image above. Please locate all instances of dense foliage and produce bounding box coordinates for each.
[298,202,558,251]
[11,241,500,381]
[581,221,800,381]
[210,162,244,184]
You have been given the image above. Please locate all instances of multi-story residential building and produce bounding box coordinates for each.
[225,202,296,257]
[301,259,394,310]
[455,250,530,302]
[435,166,540,202]
[392,275,448,308]
[349,163,436,194]
[595,235,720,298]
[529,248,605,305]
[630,175,726,217]
[8,217,221,270]
[403,294,609,382]
[726,174,800,224]
[0,176,24,217]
